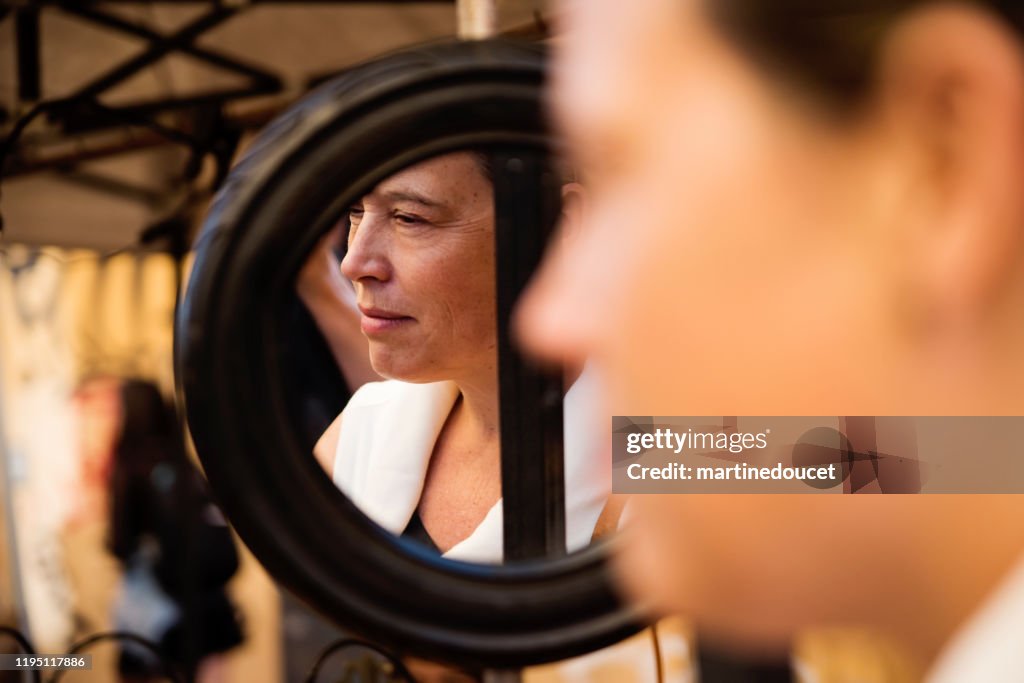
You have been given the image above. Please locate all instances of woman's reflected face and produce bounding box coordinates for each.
[341,152,496,382]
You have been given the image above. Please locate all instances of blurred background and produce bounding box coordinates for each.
[0,3,547,680]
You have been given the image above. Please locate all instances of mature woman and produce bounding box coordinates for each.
[308,150,609,563]
[519,0,1024,679]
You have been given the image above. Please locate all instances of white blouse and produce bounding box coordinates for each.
[332,372,609,563]
[926,555,1024,682]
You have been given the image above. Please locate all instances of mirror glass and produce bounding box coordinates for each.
[278,146,614,565]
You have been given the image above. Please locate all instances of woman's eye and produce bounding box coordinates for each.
[393,212,426,226]
[348,206,365,223]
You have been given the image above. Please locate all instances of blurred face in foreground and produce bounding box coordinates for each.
[519,0,1024,664]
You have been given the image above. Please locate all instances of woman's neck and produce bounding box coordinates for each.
[451,370,500,443]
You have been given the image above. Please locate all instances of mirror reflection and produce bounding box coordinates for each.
[290,149,615,564]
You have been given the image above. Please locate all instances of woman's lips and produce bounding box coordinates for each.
[358,305,414,335]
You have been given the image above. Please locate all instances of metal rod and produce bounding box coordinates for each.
[59,4,282,92]
[494,150,567,562]
[74,5,238,100]
[15,6,41,103]
[70,99,200,147]
[91,87,279,119]
[6,99,284,177]
[51,87,279,137]
[54,169,166,206]
[456,0,496,39]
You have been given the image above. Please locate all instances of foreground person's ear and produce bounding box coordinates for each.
[874,2,1024,333]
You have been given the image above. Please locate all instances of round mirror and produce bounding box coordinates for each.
[178,39,641,671]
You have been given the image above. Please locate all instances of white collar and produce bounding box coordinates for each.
[347,380,505,563]
[337,372,609,564]
[927,553,1024,682]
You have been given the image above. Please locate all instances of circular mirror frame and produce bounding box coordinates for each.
[177,39,643,670]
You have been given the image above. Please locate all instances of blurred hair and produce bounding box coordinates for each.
[108,379,189,559]
[116,379,186,471]
[707,0,1024,112]
[472,150,494,184]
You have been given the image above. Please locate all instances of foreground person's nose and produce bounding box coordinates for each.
[515,234,601,368]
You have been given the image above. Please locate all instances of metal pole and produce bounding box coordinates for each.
[15,7,41,104]
[456,0,497,39]
[494,151,566,562]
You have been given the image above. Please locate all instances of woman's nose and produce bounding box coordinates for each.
[340,216,390,283]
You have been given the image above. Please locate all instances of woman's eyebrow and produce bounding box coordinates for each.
[379,189,446,209]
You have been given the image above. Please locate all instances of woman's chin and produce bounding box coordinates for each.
[369,354,430,384]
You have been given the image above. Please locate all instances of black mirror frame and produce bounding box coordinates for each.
[177,39,643,670]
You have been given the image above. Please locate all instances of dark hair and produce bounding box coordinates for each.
[708,0,1024,111]
[107,379,189,559]
[471,150,494,183]
[470,149,575,186]
[117,380,184,465]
